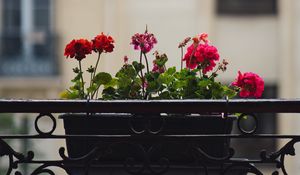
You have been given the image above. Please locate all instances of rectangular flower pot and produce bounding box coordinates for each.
[60,113,238,174]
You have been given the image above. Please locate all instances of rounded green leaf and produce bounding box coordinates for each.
[94,72,112,85]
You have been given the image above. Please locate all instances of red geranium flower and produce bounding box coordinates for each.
[64,39,93,61]
[183,43,219,73]
[92,33,115,53]
[232,71,264,98]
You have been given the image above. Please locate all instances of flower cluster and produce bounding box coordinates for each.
[64,39,92,61]
[92,32,115,53]
[130,31,157,53]
[64,33,114,62]
[61,33,115,99]
[183,34,220,74]
[62,29,264,100]
[232,71,264,98]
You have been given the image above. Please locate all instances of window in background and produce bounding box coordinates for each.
[0,0,57,76]
[217,0,277,15]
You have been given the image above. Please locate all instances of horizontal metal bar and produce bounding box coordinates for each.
[0,134,300,139]
[15,159,278,167]
[0,99,300,113]
[17,159,278,165]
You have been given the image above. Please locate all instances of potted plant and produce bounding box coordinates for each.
[60,28,264,174]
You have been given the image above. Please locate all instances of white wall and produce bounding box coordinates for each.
[101,0,215,75]
[214,16,279,83]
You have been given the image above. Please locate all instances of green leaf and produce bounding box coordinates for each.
[71,72,82,82]
[165,67,176,75]
[118,75,132,88]
[182,77,199,99]
[104,78,118,88]
[146,81,160,93]
[174,68,190,79]
[102,87,118,100]
[59,90,80,99]
[154,54,168,67]
[222,85,237,99]
[198,79,212,89]
[159,91,171,99]
[132,61,145,72]
[87,84,97,94]
[129,80,142,98]
[93,72,112,85]
[70,80,83,91]
[145,72,154,81]
[116,65,137,79]
[131,79,142,92]
[211,82,223,99]
[158,74,174,86]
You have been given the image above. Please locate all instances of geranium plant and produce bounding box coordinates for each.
[60,29,264,100]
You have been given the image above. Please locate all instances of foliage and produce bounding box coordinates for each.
[61,29,264,100]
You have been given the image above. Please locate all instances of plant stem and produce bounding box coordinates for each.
[199,69,203,79]
[91,84,100,99]
[139,51,145,98]
[78,60,85,98]
[143,53,150,74]
[90,52,101,99]
[95,88,100,99]
[88,72,93,99]
[180,47,183,70]
[93,52,101,79]
[90,72,93,89]
[209,68,219,79]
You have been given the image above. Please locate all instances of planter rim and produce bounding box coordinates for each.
[59,113,237,120]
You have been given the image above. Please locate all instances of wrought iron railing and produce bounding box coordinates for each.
[0,99,299,175]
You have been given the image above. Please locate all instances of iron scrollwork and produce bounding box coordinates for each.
[260,138,300,175]
[34,113,57,136]
[128,114,165,135]
[237,113,258,135]
[1,100,300,174]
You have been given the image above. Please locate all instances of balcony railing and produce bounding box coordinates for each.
[0,99,299,175]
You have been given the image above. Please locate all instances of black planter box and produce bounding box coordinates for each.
[60,113,237,174]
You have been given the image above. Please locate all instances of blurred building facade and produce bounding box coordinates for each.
[1,0,300,174]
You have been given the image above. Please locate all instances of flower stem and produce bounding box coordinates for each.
[95,88,100,99]
[90,52,101,99]
[89,72,93,99]
[91,84,100,99]
[209,68,219,79]
[93,52,101,80]
[199,69,203,79]
[143,53,150,73]
[180,47,183,70]
[140,51,145,98]
[78,60,85,98]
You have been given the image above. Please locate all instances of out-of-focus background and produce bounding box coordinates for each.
[1,0,300,174]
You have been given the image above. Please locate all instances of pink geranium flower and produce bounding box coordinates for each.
[130,31,157,53]
[182,43,219,74]
[232,71,264,98]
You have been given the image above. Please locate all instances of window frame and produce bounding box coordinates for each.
[0,0,57,76]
